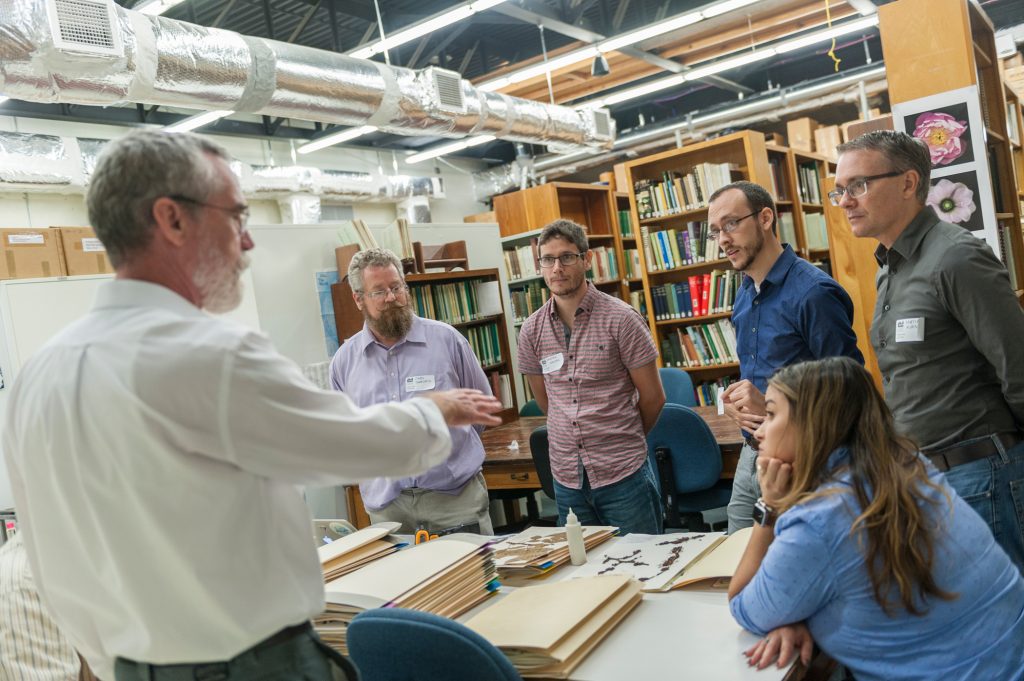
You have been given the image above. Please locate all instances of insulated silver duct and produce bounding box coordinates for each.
[0,0,614,150]
[0,132,445,203]
[472,67,889,200]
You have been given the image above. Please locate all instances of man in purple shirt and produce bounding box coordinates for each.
[330,248,494,534]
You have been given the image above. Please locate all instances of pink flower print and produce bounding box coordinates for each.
[927,179,976,224]
[913,112,968,166]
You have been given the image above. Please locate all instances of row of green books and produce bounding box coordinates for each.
[462,323,503,367]
[660,320,738,369]
[509,281,550,323]
[408,280,500,325]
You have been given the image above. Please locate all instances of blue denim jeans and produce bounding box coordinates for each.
[553,459,663,535]
[941,437,1024,574]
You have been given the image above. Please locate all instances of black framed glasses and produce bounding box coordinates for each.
[360,284,409,300]
[169,194,251,233]
[827,171,903,206]
[707,211,757,242]
[538,252,585,268]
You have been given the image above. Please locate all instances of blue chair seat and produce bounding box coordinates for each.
[659,367,697,407]
[348,608,522,681]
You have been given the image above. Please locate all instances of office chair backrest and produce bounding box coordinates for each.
[519,399,544,417]
[529,425,556,499]
[658,368,697,407]
[647,404,722,494]
[348,608,522,681]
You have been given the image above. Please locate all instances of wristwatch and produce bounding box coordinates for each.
[752,497,777,527]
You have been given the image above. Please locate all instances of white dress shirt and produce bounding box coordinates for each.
[3,280,452,680]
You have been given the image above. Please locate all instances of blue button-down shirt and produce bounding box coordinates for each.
[731,448,1024,681]
[732,245,862,394]
[329,315,492,510]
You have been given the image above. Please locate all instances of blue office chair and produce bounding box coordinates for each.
[647,404,732,531]
[348,608,522,681]
[519,399,544,416]
[659,367,697,407]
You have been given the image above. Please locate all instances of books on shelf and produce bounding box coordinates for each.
[463,322,503,366]
[659,319,738,368]
[408,279,500,325]
[622,249,642,279]
[802,212,829,250]
[695,376,734,407]
[768,156,788,201]
[491,525,618,578]
[504,239,540,281]
[465,575,641,679]
[641,222,722,272]
[490,371,514,408]
[617,210,634,238]
[649,270,739,321]
[778,212,798,248]
[796,162,823,204]
[315,536,498,655]
[509,281,550,323]
[589,246,619,282]
[628,290,647,317]
[634,163,736,219]
[317,522,403,583]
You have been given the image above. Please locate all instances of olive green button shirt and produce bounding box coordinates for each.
[871,206,1024,449]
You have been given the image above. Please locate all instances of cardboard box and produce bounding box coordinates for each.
[463,211,497,223]
[766,132,785,146]
[842,115,894,143]
[613,163,629,196]
[786,117,818,152]
[813,125,842,159]
[0,228,65,280]
[56,226,114,276]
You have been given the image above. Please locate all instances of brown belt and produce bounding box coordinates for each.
[924,432,1021,472]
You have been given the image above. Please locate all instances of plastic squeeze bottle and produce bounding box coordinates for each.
[566,507,587,566]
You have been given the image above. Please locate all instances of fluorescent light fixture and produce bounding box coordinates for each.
[133,0,187,15]
[351,1,508,60]
[700,0,762,18]
[164,110,233,133]
[775,16,880,53]
[599,12,703,53]
[602,74,686,106]
[0,95,8,104]
[406,135,495,164]
[297,125,378,155]
[480,46,601,90]
[683,48,775,81]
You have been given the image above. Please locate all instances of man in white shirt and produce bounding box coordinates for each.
[2,130,502,681]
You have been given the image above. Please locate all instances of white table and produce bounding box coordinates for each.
[469,536,796,681]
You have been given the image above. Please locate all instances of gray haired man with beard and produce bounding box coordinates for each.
[329,248,495,535]
[3,131,502,681]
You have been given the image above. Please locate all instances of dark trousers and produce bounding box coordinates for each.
[114,623,356,681]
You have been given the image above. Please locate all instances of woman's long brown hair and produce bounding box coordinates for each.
[770,357,956,615]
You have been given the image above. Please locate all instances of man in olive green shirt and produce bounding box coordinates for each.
[834,130,1024,572]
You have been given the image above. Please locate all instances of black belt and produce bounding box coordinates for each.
[923,433,1021,472]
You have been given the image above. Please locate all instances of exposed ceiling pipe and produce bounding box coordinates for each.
[0,0,614,151]
[472,66,887,199]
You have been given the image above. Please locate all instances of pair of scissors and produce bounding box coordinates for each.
[415,529,439,544]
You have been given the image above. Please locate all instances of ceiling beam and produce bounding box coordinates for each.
[287,0,321,44]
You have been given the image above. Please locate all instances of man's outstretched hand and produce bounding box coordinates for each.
[426,389,504,427]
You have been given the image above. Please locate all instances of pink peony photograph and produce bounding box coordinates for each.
[902,102,975,168]
[927,171,983,232]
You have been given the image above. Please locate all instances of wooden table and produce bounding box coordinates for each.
[347,407,744,528]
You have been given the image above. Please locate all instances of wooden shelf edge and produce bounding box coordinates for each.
[655,311,733,326]
[647,258,733,276]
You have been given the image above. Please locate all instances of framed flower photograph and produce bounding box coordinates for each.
[927,170,983,232]
[902,102,975,168]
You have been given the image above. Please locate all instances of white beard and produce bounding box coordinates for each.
[193,242,250,314]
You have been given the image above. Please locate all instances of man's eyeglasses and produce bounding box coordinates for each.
[169,195,251,234]
[707,211,757,242]
[360,284,409,300]
[539,252,585,268]
[827,171,903,206]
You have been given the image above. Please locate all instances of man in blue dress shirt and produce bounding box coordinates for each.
[330,248,495,534]
[709,181,863,532]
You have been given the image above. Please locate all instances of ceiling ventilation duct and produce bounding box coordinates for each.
[0,0,615,150]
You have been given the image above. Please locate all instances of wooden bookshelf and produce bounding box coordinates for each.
[623,130,774,403]
[766,143,836,271]
[332,266,519,423]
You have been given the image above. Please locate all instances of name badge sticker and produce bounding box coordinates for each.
[405,375,436,392]
[540,353,564,374]
[894,317,925,343]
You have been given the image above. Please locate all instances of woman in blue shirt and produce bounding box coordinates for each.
[728,356,1024,681]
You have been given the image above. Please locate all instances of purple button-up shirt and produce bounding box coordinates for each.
[329,315,492,510]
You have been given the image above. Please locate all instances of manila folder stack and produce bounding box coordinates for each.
[465,575,641,679]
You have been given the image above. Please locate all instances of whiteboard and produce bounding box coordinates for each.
[0,272,261,509]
